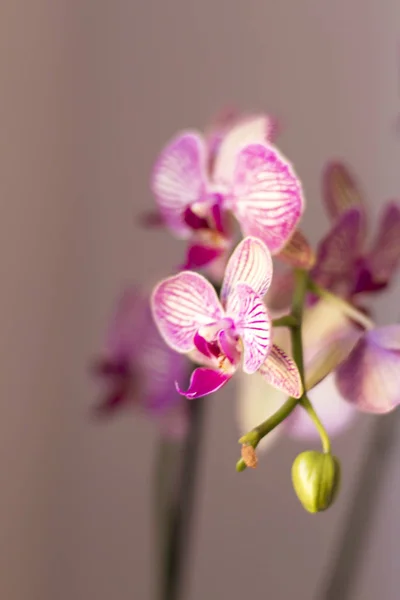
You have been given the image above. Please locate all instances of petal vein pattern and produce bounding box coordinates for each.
[151,132,207,236]
[232,144,304,253]
[227,283,271,373]
[151,272,223,353]
[221,236,273,304]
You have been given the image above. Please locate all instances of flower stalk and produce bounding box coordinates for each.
[156,395,207,600]
[272,315,299,328]
[237,269,333,470]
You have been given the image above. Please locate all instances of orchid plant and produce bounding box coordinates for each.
[93,112,400,600]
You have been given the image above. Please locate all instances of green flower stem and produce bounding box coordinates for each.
[236,395,300,472]
[307,279,374,331]
[236,269,333,470]
[163,397,206,600]
[289,269,308,377]
[272,315,299,328]
[300,395,331,454]
[290,271,331,454]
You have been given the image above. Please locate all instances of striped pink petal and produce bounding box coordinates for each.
[336,325,400,414]
[213,115,274,185]
[258,344,303,398]
[323,162,366,223]
[151,272,224,353]
[231,143,304,254]
[226,283,271,374]
[366,201,400,284]
[176,367,231,399]
[151,132,208,237]
[221,236,273,305]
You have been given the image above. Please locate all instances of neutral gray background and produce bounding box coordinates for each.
[1,1,399,599]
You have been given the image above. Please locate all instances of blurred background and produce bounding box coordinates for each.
[1,0,400,598]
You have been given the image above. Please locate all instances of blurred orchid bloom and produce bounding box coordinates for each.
[336,325,400,414]
[238,297,360,447]
[151,237,302,400]
[285,164,400,426]
[151,114,304,271]
[313,162,400,298]
[92,286,188,439]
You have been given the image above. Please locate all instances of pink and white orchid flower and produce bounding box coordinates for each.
[151,114,304,272]
[151,237,303,400]
[92,286,188,439]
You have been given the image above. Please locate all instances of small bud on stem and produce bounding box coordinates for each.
[291,451,341,513]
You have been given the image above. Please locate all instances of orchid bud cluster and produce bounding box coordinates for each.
[94,111,400,512]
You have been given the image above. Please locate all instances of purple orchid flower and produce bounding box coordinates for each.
[151,114,304,272]
[312,162,400,298]
[336,325,400,414]
[92,286,188,439]
[151,237,303,400]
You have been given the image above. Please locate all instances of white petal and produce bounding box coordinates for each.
[151,131,207,236]
[213,115,273,185]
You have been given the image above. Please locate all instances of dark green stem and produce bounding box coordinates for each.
[236,395,300,471]
[290,271,331,453]
[300,395,331,453]
[157,396,206,600]
[272,315,299,328]
[289,269,308,377]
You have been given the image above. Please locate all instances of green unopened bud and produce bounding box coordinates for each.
[236,458,247,472]
[291,451,341,513]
